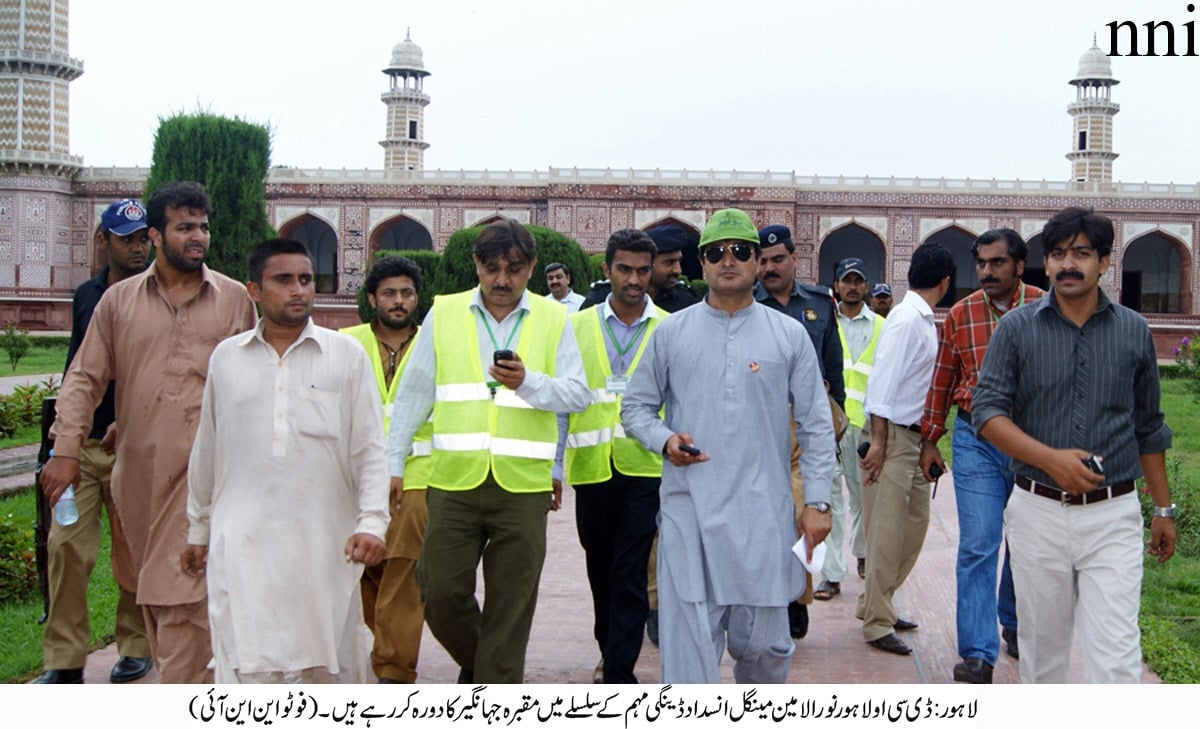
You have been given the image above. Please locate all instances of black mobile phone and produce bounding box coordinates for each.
[929,463,944,480]
[1083,454,1104,475]
[493,349,514,365]
[857,441,870,459]
[679,444,701,456]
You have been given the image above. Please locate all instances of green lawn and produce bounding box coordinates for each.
[1,341,68,378]
[0,488,120,683]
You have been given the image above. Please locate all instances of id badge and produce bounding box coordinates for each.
[605,375,628,394]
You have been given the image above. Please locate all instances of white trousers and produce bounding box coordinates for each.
[1005,486,1143,683]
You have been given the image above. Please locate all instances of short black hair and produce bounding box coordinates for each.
[544,261,570,281]
[146,181,212,234]
[604,228,657,266]
[907,241,955,289]
[971,228,1027,262]
[247,238,313,284]
[474,218,536,263]
[365,254,422,297]
[1041,206,1114,258]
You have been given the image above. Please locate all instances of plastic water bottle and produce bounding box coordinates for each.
[55,485,78,526]
[46,449,78,526]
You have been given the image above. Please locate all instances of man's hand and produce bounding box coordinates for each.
[40,455,82,507]
[345,533,386,567]
[389,477,404,514]
[489,352,526,390]
[100,422,118,455]
[181,544,208,578]
[663,432,709,467]
[860,441,885,485]
[1041,448,1105,495]
[1148,517,1176,564]
[551,478,562,511]
[796,506,832,561]
[919,440,946,482]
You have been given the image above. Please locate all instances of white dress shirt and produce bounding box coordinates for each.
[863,290,937,427]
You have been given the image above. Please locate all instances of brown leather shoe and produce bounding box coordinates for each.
[953,658,994,683]
[868,633,912,655]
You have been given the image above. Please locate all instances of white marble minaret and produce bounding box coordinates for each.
[380,29,430,171]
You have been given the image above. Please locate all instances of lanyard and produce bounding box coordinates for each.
[477,308,526,352]
[601,314,649,358]
[982,284,1025,325]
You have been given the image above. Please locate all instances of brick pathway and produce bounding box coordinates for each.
[78,471,1160,684]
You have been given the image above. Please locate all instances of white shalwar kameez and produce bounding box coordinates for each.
[188,320,389,683]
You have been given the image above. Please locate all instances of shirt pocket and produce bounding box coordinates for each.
[296,386,341,440]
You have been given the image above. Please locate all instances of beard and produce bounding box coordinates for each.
[376,307,416,330]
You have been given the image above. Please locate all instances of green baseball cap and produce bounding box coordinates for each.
[699,208,760,248]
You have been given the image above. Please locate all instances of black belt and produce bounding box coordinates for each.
[957,408,971,427]
[1014,475,1134,506]
[903,423,921,434]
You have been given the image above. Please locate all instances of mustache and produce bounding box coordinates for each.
[1055,270,1084,282]
[980,277,1000,285]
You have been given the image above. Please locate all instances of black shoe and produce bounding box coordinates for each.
[646,609,659,647]
[893,618,918,632]
[1002,627,1019,660]
[31,668,83,684]
[456,668,474,684]
[953,657,994,683]
[110,656,152,683]
[788,602,809,640]
[868,633,912,655]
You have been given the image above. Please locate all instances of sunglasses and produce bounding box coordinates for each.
[702,243,757,264]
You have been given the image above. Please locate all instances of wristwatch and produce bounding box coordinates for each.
[1153,503,1177,519]
[805,502,831,513]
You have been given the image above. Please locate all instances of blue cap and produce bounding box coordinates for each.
[647,223,691,254]
[758,224,792,249]
[836,257,868,281]
[100,199,148,236]
[871,283,893,298]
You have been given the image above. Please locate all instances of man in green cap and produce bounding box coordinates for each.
[622,208,835,683]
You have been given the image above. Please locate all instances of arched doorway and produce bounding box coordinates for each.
[644,218,702,282]
[280,215,339,294]
[924,226,975,307]
[1023,234,1049,291]
[1120,232,1190,314]
[372,215,434,252]
[818,224,886,289]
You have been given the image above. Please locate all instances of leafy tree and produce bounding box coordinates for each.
[144,112,274,281]
[0,322,30,373]
[356,250,443,324]
[438,224,591,296]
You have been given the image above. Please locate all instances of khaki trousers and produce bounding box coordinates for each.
[43,439,149,669]
[143,599,213,683]
[856,424,930,641]
[361,489,428,682]
[416,478,550,683]
[789,432,814,605]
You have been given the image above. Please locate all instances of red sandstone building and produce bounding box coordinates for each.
[1,3,1195,354]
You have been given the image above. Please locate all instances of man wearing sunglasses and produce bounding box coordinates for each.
[752,224,844,638]
[622,208,835,683]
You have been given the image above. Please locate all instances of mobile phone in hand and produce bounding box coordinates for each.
[929,463,944,479]
[1083,454,1104,475]
[493,349,514,365]
[857,441,870,459]
[679,444,701,456]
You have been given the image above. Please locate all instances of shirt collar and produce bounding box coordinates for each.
[470,286,531,323]
[837,301,874,322]
[1038,285,1114,320]
[752,280,803,303]
[601,294,658,327]
[245,317,322,355]
[901,289,935,319]
[143,258,218,293]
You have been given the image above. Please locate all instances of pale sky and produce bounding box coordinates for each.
[69,0,1200,183]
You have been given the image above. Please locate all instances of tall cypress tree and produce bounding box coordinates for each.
[144,112,273,281]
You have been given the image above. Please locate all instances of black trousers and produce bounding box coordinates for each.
[573,471,660,683]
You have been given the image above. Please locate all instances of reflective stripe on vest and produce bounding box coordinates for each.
[565,305,665,484]
[429,290,565,492]
[836,314,884,429]
[340,322,432,490]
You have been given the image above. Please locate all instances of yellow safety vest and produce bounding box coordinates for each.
[837,313,884,429]
[565,305,666,484]
[339,322,432,490]
[429,290,565,493]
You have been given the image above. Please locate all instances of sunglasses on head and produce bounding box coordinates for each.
[702,242,757,264]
